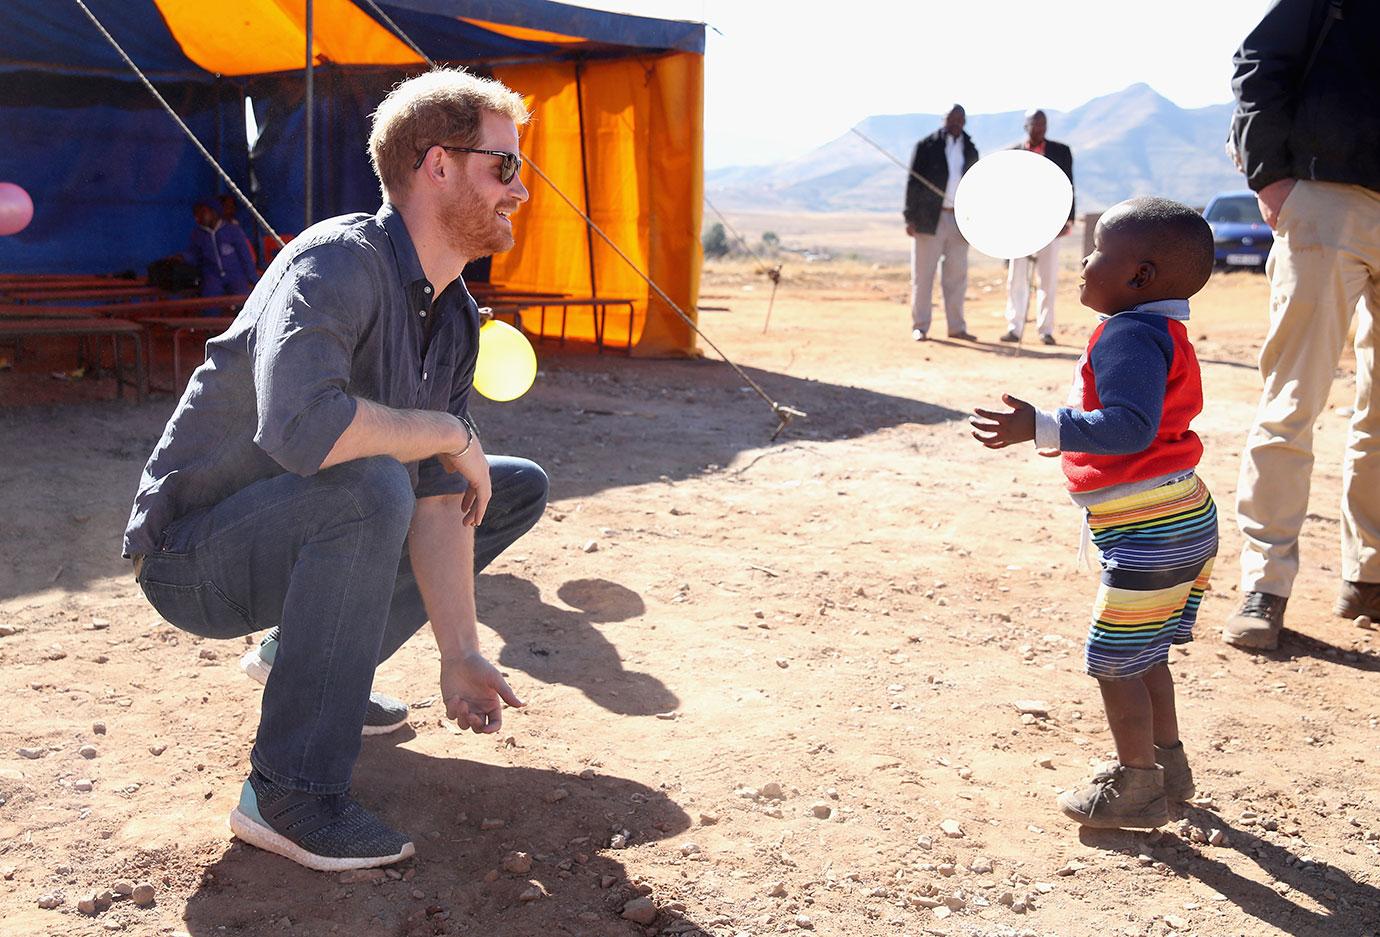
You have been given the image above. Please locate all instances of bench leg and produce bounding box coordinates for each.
[112,335,125,400]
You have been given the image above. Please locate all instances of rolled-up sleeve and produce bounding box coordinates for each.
[250,245,369,475]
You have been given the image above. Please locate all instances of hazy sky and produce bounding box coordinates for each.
[576,0,1273,169]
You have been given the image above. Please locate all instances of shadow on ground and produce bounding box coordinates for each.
[1078,809,1380,936]
[478,574,678,717]
[183,744,694,937]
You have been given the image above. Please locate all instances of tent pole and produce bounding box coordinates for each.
[574,61,599,303]
[304,0,315,227]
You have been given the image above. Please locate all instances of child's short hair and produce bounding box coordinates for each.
[1103,197,1215,297]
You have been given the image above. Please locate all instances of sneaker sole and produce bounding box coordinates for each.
[361,717,409,737]
[240,646,272,686]
[1058,802,1168,830]
[1221,628,1279,651]
[228,808,415,872]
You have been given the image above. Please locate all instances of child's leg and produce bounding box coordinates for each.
[1096,677,1156,769]
[1141,662,1179,748]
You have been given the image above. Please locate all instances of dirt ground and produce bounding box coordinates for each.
[1,257,1377,937]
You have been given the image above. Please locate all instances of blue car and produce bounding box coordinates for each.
[1203,191,1273,271]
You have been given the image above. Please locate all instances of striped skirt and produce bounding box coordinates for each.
[1084,474,1217,680]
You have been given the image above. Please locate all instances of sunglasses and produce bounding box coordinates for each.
[413,145,523,184]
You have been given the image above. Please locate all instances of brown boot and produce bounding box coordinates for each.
[1335,580,1380,620]
[1057,763,1168,830]
[1222,591,1287,650]
[1154,742,1196,802]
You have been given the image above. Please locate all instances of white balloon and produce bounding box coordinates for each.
[953,150,1073,260]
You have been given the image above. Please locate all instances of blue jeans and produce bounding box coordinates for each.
[137,455,548,794]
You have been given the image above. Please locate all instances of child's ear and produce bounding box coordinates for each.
[1129,261,1156,290]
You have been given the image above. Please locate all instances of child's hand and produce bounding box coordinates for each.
[970,394,1037,449]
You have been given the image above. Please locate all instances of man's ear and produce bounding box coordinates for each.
[1129,261,1156,290]
[419,149,448,187]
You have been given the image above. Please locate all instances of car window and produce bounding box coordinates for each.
[1205,196,1264,224]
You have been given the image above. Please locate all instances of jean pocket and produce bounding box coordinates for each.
[141,578,254,639]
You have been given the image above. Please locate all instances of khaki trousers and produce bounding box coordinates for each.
[1003,235,1062,339]
[910,211,969,334]
[1236,181,1380,595]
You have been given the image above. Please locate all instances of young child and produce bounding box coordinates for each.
[970,197,1218,830]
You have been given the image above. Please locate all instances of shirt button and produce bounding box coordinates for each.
[419,310,427,317]
[423,285,432,294]
[422,372,428,380]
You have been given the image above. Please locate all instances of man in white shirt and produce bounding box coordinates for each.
[903,104,980,342]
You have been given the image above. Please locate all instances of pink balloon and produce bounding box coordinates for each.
[0,183,34,236]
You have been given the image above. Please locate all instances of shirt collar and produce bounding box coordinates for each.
[376,202,430,294]
[1102,299,1191,322]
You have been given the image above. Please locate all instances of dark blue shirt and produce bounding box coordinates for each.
[124,204,479,557]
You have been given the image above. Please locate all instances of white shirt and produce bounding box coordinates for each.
[943,133,964,208]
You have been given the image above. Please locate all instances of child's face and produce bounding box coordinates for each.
[1078,222,1146,314]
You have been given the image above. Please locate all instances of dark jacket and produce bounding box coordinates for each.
[1229,0,1380,194]
[1009,139,1075,222]
[903,129,979,234]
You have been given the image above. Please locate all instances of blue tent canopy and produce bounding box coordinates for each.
[0,0,704,274]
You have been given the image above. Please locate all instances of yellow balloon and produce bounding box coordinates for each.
[473,319,537,402]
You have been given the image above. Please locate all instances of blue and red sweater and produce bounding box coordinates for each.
[1034,300,1203,499]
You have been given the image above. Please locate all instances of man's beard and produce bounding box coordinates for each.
[442,183,513,260]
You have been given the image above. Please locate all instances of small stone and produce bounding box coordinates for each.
[338,869,386,884]
[775,658,789,669]
[543,787,568,804]
[940,819,964,838]
[38,893,63,909]
[0,624,16,637]
[933,905,952,920]
[112,883,134,897]
[149,744,167,756]
[811,802,833,820]
[97,890,113,911]
[198,648,217,660]
[1020,713,1037,725]
[600,875,617,888]
[482,869,500,884]
[1036,754,1055,769]
[79,744,98,759]
[578,768,596,780]
[582,540,599,553]
[74,779,94,792]
[969,856,994,873]
[795,913,814,929]
[517,882,546,902]
[92,723,107,735]
[937,863,956,877]
[760,782,784,800]
[480,818,505,830]
[90,618,110,630]
[502,851,532,874]
[1055,861,1085,876]
[680,842,701,857]
[621,896,658,925]
[79,893,100,915]
[609,832,629,849]
[1165,914,1187,930]
[910,895,942,909]
[958,767,973,780]
[698,812,719,826]
[1013,700,1050,717]
[766,881,787,897]
[1208,829,1228,847]
[17,747,44,759]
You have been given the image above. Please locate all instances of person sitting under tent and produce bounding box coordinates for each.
[125,69,549,872]
[184,199,257,297]
[218,193,258,265]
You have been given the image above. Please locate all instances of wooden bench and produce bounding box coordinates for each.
[142,316,236,389]
[0,295,247,320]
[5,285,164,303]
[0,317,147,402]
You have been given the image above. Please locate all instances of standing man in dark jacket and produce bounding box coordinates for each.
[1000,110,1074,346]
[904,104,979,342]
[1222,0,1380,650]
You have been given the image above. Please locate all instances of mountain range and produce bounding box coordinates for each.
[705,84,1246,216]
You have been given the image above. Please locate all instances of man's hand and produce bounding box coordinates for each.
[438,427,491,527]
[441,651,524,734]
[1257,178,1296,230]
[970,394,1037,449]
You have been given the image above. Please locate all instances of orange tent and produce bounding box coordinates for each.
[0,0,705,355]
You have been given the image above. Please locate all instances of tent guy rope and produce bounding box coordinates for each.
[71,0,287,251]
[702,195,783,336]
